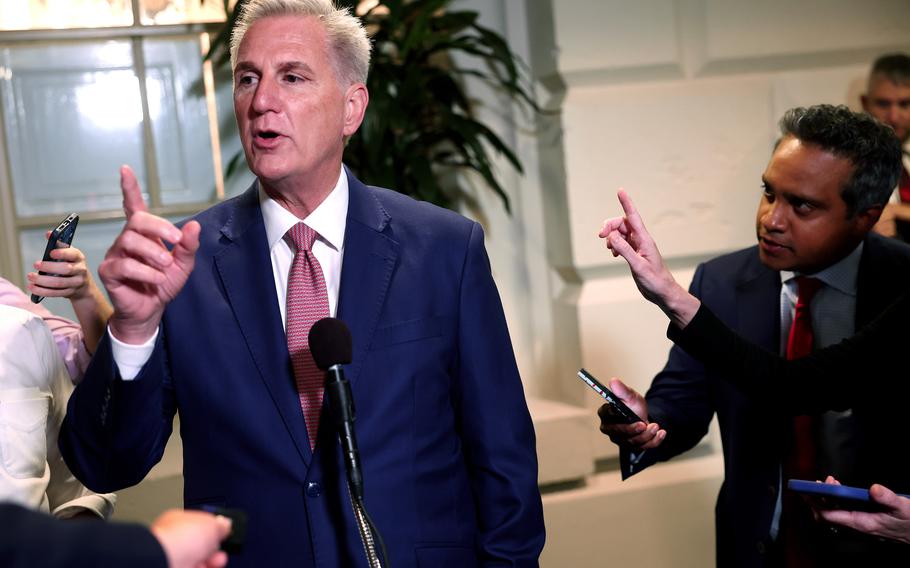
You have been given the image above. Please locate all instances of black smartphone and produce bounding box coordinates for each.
[578,368,643,424]
[30,213,79,304]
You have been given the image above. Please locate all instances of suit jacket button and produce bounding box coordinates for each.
[756,541,766,554]
[306,482,322,498]
[768,484,777,498]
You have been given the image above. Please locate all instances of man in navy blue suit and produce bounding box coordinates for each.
[59,0,544,565]
[599,105,910,567]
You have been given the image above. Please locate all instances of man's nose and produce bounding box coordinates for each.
[251,76,279,113]
[761,201,786,232]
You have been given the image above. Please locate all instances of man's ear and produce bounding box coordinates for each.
[855,204,884,234]
[342,83,369,138]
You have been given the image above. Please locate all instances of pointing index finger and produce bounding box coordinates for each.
[121,165,148,219]
[617,189,648,234]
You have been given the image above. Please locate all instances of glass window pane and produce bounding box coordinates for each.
[143,36,218,205]
[0,41,151,216]
[140,0,225,25]
[213,64,255,198]
[0,0,133,31]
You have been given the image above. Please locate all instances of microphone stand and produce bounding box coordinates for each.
[325,364,389,568]
[351,489,382,568]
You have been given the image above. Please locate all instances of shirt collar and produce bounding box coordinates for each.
[779,240,863,296]
[259,167,348,252]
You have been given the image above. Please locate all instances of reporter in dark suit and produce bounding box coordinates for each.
[59,1,544,566]
[601,188,910,549]
[0,503,229,568]
[597,105,910,566]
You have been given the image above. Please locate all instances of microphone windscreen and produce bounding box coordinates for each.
[309,317,353,369]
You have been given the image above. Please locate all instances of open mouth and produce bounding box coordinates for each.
[257,130,280,139]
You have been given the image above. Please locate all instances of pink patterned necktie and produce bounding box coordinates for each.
[284,222,330,450]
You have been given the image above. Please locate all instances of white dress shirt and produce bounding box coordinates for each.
[111,167,348,379]
[0,305,114,518]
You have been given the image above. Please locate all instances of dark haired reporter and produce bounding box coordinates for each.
[597,105,910,566]
[600,188,910,546]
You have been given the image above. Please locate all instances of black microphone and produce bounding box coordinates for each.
[309,318,364,501]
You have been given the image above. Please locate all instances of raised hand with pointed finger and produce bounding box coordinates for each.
[598,190,700,328]
[98,165,200,344]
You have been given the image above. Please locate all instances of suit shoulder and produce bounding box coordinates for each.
[695,246,761,276]
[365,185,476,238]
[864,233,910,266]
[186,192,251,227]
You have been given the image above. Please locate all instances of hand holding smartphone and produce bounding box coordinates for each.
[577,368,644,424]
[31,213,79,304]
[788,479,910,512]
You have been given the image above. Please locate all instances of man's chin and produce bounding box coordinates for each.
[758,249,796,272]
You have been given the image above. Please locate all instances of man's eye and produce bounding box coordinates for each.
[793,201,814,214]
[285,74,302,83]
[237,75,255,86]
[761,185,774,200]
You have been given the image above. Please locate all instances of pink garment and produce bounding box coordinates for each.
[0,277,89,382]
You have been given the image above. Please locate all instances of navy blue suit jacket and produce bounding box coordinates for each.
[60,171,545,567]
[0,503,164,568]
[621,234,910,567]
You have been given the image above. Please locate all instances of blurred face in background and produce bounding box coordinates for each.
[863,75,910,144]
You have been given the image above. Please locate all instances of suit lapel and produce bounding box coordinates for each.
[336,171,399,387]
[734,249,781,351]
[213,184,313,465]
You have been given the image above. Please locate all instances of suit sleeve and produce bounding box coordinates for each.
[620,263,716,478]
[0,503,165,568]
[59,330,176,493]
[668,292,909,412]
[454,222,545,566]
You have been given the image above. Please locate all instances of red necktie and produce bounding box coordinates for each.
[783,276,823,567]
[897,165,910,203]
[285,223,330,450]
[786,275,823,478]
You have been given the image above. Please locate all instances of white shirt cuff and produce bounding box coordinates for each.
[109,326,158,381]
[52,493,116,520]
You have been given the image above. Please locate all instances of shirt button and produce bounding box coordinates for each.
[306,482,322,498]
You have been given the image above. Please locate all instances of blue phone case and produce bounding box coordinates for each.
[788,479,910,511]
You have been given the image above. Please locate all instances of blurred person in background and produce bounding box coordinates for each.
[0,304,114,518]
[864,53,910,241]
[0,241,112,381]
